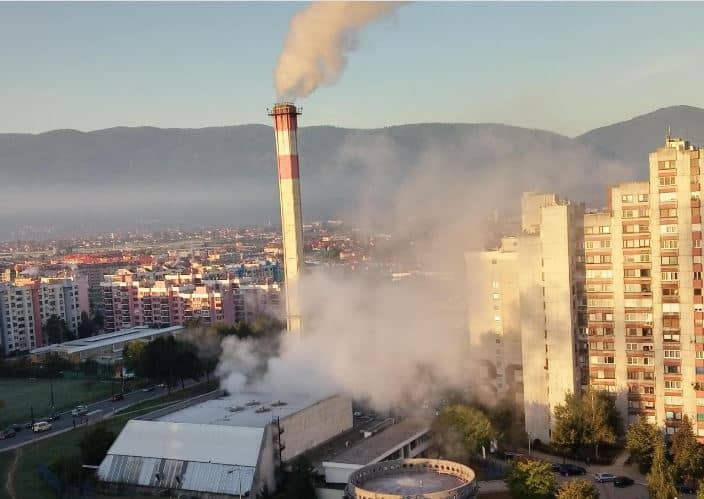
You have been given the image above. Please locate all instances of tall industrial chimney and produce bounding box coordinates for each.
[269,102,303,333]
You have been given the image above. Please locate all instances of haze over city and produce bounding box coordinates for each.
[2,2,704,499]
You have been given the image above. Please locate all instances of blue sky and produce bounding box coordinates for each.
[2,2,704,136]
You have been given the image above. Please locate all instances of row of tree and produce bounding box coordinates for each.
[506,459,600,499]
[43,310,104,345]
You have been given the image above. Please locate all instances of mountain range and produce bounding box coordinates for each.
[1,105,703,239]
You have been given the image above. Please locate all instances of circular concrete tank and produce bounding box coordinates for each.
[344,458,478,499]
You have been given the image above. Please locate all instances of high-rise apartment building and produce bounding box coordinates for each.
[467,193,586,442]
[584,137,704,437]
[465,237,523,407]
[0,277,89,356]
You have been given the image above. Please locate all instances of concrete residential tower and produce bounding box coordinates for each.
[270,103,304,333]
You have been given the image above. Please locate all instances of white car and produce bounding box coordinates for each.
[594,472,616,483]
[71,405,88,417]
[32,421,52,433]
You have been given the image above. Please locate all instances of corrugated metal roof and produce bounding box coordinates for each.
[98,455,255,495]
[106,420,263,466]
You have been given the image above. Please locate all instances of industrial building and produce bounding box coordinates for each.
[98,391,353,497]
[343,458,478,499]
[29,325,184,364]
[322,418,431,485]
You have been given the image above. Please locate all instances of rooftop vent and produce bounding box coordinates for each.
[246,400,261,406]
[229,406,246,412]
[255,406,271,413]
[271,400,288,407]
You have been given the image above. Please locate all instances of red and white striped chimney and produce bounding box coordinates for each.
[269,102,303,333]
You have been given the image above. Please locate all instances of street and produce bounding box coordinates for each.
[0,381,196,452]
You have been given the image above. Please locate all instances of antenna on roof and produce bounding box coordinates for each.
[667,125,672,142]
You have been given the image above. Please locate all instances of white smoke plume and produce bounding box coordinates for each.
[275,1,404,100]
[218,126,633,412]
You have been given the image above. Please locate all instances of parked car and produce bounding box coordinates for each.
[559,464,586,476]
[9,424,21,433]
[0,429,16,440]
[594,472,616,483]
[614,476,635,488]
[502,451,525,461]
[550,463,561,472]
[47,413,61,421]
[71,405,88,417]
[24,422,33,430]
[676,483,696,494]
[32,421,52,433]
[141,386,155,392]
[112,393,124,401]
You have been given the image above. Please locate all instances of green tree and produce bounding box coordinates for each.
[43,315,74,344]
[671,415,704,482]
[79,426,116,465]
[552,389,621,459]
[284,456,317,499]
[556,478,599,499]
[626,417,660,473]
[505,459,555,499]
[698,481,704,499]
[648,433,677,499]
[431,404,494,461]
[122,341,147,378]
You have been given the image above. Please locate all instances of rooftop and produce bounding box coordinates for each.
[30,325,184,355]
[359,471,465,494]
[155,391,332,428]
[325,418,430,465]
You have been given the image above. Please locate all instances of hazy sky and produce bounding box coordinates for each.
[2,2,704,136]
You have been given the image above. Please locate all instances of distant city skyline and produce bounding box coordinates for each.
[2,2,704,136]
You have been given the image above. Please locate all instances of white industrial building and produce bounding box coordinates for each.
[98,391,352,497]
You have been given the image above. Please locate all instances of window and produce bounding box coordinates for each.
[660,208,678,218]
[664,350,681,359]
[662,272,679,282]
[696,272,703,281]
[660,224,678,234]
[660,192,677,202]
[621,194,634,203]
[697,351,704,360]
[665,380,682,389]
[659,160,676,170]
[662,256,679,265]
[599,225,610,234]
[659,176,677,186]
[639,193,649,202]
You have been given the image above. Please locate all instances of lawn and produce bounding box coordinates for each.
[0,377,120,428]
[0,451,13,499]
[4,380,218,499]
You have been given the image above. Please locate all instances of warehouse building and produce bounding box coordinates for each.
[98,391,353,497]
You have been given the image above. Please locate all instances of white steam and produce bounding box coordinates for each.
[275,1,404,100]
[218,126,633,411]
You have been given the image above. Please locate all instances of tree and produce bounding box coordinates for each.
[505,459,555,499]
[77,311,101,338]
[648,433,677,499]
[43,315,74,344]
[79,426,116,465]
[671,415,704,482]
[431,404,494,461]
[174,341,202,389]
[122,341,147,378]
[552,389,621,459]
[556,478,599,499]
[626,417,660,473]
[284,456,317,499]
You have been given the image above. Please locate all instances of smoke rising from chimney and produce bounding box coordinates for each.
[274,1,404,100]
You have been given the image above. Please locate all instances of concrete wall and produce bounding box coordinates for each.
[281,395,353,462]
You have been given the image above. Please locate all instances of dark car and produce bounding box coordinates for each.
[613,476,634,488]
[676,483,696,494]
[112,393,124,401]
[550,463,561,472]
[0,429,16,440]
[47,413,62,421]
[559,464,586,476]
[9,424,21,433]
[24,422,33,430]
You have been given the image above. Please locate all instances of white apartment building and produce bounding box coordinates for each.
[465,237,523,407]
[0,284,38,355]
[466,193,586,443]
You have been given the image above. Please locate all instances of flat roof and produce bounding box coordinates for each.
[359,471,464,494]
[325,418,430,466]
[30,325,184,355]
[156,390,333,428]
[106,419,263,466]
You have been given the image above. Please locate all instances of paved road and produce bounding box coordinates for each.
[0,381,196,452]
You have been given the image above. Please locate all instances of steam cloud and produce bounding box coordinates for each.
[217,129,633,412]
[275,1,404,99]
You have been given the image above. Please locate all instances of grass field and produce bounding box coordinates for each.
[0,378,120,428]
[3,380,218,499]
